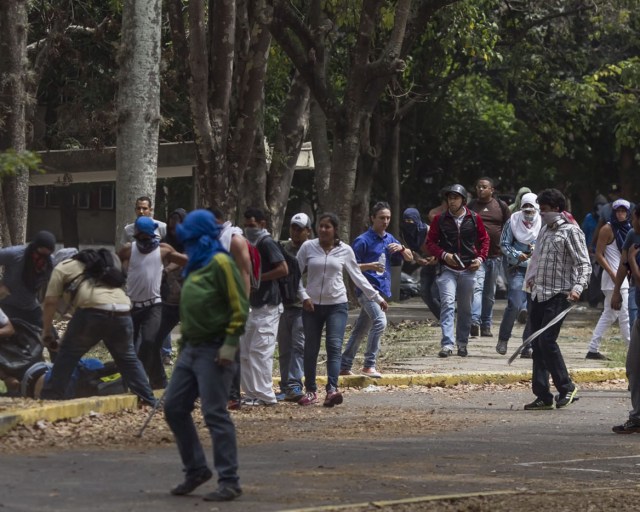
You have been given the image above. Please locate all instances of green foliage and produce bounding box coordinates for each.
[0,150,42,177]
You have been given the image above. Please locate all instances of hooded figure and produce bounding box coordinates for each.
[509,192,541,247]
[400,208,429,252]
[22,231,56,292]
[177,210,226,277]
[509,187,532,213]
[163,208,188,253]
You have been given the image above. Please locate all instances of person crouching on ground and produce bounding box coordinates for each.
[522,189,591,410]
[164,209,249,502]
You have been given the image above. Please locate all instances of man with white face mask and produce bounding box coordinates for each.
[496,192,541,357]
[522,189,591,411]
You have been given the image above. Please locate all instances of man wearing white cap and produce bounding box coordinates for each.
[275,213,312,402]
[587,198,632,359]
[496,192,541,357]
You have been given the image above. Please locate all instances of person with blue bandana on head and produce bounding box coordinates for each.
[163,210,248,502]
[118,216,186,389]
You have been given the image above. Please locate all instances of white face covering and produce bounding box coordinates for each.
[522,209,537,223]
[540,211,562,226]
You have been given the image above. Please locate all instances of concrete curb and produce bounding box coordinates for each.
[0,368,625,437]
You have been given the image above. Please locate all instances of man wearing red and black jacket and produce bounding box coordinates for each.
[426,184,489,358]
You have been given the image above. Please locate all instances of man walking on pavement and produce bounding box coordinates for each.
[163,210,248,502]
[522,188,591,410]
[118,217,187,388]
[468,177,511,337]
[276,213,312,402]
[341,202,413,377]
[238,208,288,406]
[426,185,489,358]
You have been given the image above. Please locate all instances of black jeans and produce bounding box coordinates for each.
[530,294,574,402]
[420,265,441,320]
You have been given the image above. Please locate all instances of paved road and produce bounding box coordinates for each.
[1,385,636,512]
[1,297,630,511]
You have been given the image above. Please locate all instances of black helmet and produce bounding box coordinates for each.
[443,184,468,203]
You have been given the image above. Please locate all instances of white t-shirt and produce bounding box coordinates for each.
[0,307,8,327]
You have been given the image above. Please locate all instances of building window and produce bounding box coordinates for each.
[99,184,114,210]
[77,190,90,209]
[47,186,61,208]
[31,186,46,208]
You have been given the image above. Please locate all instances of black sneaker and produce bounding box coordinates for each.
[480,327,493,337]
[556,386,579,408]
[520,347,533,358]
[496,340,508,355]
[438,348,453,358]
[612,420,640,434]
[524,398,555,410]
[457,346,468,357]
[517,309,528,324]
[586,351,609,360]
[170,468,213,495]
[203,485,243,502]
[470,324,480,337]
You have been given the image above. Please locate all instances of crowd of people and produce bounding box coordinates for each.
[1,182,639,500]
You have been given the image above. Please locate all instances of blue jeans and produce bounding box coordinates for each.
[40,309,155,404]
[132,304,162,387]
[436,267,476,349]
[530,294,574,402]
[302,303,348,392]
[498,266,531,342]
[420,265,441,320]
[341,294,387,370]
[164,343,239,487]
[276,306,305,391]
[472,257,501,328]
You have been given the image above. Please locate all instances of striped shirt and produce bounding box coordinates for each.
[526,219,591,302]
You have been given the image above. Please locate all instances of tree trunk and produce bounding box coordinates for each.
[240,128,269,221]
[310,99,332,214]
[389,120,401,238]
[115,0,162,245]
[266,72,310,238]
[0,0,29,245]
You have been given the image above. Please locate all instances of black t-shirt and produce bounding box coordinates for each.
[251,236,285,308]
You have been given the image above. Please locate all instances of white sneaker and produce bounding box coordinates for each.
[360,367,382,378]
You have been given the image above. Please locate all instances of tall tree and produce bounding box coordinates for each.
[169,0,271,219]
[115,0,162,243]
[0,1,29,246]
[269,0,460,239]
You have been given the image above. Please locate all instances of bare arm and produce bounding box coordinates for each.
[594,224,615,281]
[41,296,59,341]
[229,234,251,295]
[0,318,14,338]
[611,246,630,311]
[261,261,288,281]
[160,243,188,266]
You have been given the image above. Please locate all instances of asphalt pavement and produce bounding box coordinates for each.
[0,298,635,512]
